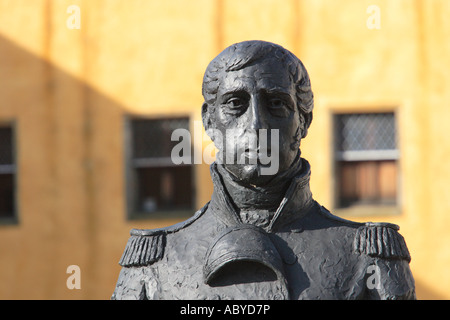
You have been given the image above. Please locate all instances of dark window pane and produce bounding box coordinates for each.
[0,126,15,220]
[135,166,193,213]
[127,117,194,217]
[0,173,15,218]
[0,127,13,165]
[131,117,189,159]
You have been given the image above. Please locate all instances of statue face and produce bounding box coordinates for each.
[207,58,303,186]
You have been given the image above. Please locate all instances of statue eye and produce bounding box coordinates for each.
[268,98,290,117]
[270,98,286,109]
[222,97,247,115]
[226,98,245,108]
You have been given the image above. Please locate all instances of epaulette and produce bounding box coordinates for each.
[353,222,411,262]
[118,203,209,267]
[118,230,166,267]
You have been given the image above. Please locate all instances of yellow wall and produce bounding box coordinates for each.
[0,0,449,299]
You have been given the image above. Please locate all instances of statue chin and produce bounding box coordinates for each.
[224,163,276,187]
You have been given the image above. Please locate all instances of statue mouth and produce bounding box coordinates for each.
[242,148,272,161]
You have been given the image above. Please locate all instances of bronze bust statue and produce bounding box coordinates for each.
[112,40,415,300]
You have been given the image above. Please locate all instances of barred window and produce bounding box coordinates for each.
[125,116,194,218]
[334,112,399,209]
[0,125,17,222]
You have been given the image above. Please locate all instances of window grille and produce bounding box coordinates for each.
[335,113,398,161]
[334,112,399,209]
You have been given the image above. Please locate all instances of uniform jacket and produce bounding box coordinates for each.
[112,160,415,300]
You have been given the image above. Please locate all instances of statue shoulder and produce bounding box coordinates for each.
[317,205,364,228]
[118,203,209,267]
[317,206,411,262]
[353,221,411,262]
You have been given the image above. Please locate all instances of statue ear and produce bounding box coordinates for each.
[301,112,313,138]
[202,102,215,141]
[201,102,210,129]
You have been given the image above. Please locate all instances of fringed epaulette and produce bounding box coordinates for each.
[353,222,411,262]
[118,204,210,267]
[118,230,166,267]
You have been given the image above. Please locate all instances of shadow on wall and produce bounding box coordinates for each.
[0,33,133,299]
[415,280,445,300]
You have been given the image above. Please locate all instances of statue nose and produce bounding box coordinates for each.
[249,96,265,131]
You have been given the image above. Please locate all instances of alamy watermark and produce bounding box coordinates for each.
[66,265,81,290]
[366,5,381,30]
[66,5,81,30]
[170,121,280,176]
[366,264,381,290]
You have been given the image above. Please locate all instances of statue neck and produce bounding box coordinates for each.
[216,155,302,212]
[211,155,313,230]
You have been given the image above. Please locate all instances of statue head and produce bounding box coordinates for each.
[202,40,314,186]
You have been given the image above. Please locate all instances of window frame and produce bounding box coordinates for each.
[123,114,196,220]
[0,120,19,225]
[331,110,402,216]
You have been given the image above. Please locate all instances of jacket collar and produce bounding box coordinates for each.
[209,158,317,232]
